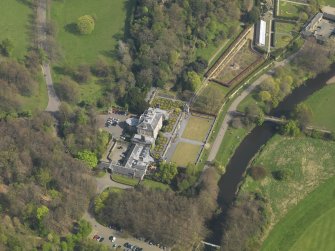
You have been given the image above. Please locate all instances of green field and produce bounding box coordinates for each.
[170,142,201,167]
[182,116,213,142]
[274,22,297,48]
[192,82,229,114]
[141,179,170,191]
[0,0,32,59]
[261,175,335,251]
[242,135,335,218]
[279,1,303,18]
[51,0,128,65]
[237,134,335,250]
[111,174,139,186]
[215,126,249,166]
[305,83,335,132]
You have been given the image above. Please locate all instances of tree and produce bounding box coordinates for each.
[272,168,293,181]
[77,150,98,168]
[77,15,95,35]
[155,161,178,184]
[258,90,272,103]
[55,77,80,103]
[292,103,312,130]
[0,38,14,57]
[36,205,49,222]
[184,71,202,91]
[280,120,300,136]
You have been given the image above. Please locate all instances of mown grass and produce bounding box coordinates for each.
[141,179,171,191]
[236,134,335,250]
[171,142,201,167]
[279,1,302,18]
[215,126,249,167]
[51,0,128,66]
[182,116,213,142]
[111,174,139,186]
[305,83,335,132]
[0,0,32,59]
[275,22,297,48]
[261,175,335,251]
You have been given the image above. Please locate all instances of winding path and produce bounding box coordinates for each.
[207,49,302,162]
[37,0,60,112]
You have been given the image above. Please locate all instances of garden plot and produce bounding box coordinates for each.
[151,133,168,160]
[170,143,201,167]
[182,115,214,142]
[192,82,229,115]
[274,22,298,48]
[216,41,260,84]
[279,1,304,19]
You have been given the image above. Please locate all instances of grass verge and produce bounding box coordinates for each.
[0,0,32,59]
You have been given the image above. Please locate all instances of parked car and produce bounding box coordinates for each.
[99,237,104,242]
[109,236,116,242]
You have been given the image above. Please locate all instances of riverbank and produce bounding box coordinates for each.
[241,135,335,242]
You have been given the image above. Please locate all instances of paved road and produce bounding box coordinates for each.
[207,48,302,162]
[37,0,60,112]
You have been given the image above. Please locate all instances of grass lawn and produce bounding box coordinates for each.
[51,0,128,66]
[238,135,335,250]
[305,83,335,132]
[141,179,170,191]
[192,82,229,115]
[182,116,214,142]
[170,142,201,167]
[279,1,303,18]
[0,0,32,59]
[274,22,297,48]
[261,175,335,251]
[111,174,139,186]
[215,126,249,167]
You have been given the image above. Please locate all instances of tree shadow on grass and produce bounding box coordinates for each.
[64,23,79,35]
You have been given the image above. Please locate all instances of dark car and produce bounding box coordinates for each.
[99,237,104,242]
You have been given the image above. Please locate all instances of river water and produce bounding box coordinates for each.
[208,63,335,246]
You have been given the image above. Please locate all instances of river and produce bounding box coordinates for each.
[208,63,335,246]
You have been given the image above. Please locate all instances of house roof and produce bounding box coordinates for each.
[137,108,168,132]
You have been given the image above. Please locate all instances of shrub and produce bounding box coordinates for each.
[249,166,267,181]
[77,15,95,35]
[272,168,293,181]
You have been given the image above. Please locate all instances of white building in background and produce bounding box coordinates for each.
[108,107,169,179]
[256,20,267,47]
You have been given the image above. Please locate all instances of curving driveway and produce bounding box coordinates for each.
[37,0,60,112]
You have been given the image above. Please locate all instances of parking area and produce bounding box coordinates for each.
[84,212,162,251]
[97,113,130,139]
